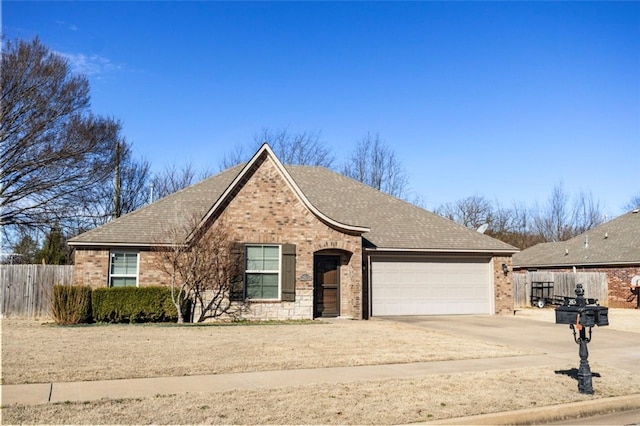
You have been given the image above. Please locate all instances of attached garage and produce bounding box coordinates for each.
[370,256,494,316]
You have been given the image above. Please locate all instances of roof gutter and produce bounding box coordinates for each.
[366,247,519,255]
[514,261,640,269]
[68,241,182,248]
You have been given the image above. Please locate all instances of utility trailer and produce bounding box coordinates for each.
[531,281,565,308]
[531,281,597,308]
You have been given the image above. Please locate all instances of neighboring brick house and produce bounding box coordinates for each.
[69,144,518,320]
[513,209,640,308]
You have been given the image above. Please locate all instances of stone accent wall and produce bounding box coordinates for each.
[493,256,514,314]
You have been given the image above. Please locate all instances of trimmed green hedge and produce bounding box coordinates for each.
[92,286,179,323]
[51,285,92,324]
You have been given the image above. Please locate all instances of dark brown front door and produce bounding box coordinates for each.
[314,255,340,317]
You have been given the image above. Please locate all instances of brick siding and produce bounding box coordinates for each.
[214,156,364,320]
[493,256,514,314]
[74,156,364,320]
[73,154,516,319]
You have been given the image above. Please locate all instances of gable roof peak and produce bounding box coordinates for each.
[195,143,370,237]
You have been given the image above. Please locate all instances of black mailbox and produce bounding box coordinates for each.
[554,283,609,395]
[581,308,596,327]
[555,306,608,327]
[594,306,609,326]
[555,306,578,325]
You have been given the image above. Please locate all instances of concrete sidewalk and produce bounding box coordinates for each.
[2,354,555,405]
[2,353,639,425]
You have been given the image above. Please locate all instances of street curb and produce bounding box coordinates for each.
[423,393,640,425]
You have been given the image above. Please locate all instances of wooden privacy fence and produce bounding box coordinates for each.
[1,265,74,318]
[513,271,608,308]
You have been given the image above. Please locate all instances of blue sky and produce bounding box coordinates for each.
[3,1,639,217]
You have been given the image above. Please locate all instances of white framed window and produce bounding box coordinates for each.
[245,245,281,300]
[109,251,139,287]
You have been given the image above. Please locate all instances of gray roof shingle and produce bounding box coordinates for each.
[70,155,517,253]
[513,209,640,268]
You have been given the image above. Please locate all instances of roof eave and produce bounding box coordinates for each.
[366,247,519,255]
[68,241,180,248]
[514,260,640,269]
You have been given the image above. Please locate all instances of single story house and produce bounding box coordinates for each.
[69,144,518,320]
[513,209,640,308]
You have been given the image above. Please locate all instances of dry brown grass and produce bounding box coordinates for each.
[3,313,640,424]
[3,364,640,425]
[1,318,529,385]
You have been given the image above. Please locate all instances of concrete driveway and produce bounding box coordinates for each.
[377,314,640,374]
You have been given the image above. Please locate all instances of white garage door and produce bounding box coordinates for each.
[371,257,493,316]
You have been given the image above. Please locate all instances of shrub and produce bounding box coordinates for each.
[92,286,179,323]
[51,285,92,324]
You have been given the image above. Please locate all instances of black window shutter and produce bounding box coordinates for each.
[281,244,296,302]
[229,243,245,301]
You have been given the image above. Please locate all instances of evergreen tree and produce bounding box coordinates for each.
[35,227,69,265]
[8,233,39,264]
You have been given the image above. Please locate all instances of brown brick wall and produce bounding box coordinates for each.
[139,251,171,287]
[73,249,109,288]
[214,156,364,320]
[603,266,640,308]
[493,256,514,314]
[72,156,364,320]
[73,249,170,288]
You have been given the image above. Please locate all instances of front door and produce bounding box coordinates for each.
[314,255,340,317]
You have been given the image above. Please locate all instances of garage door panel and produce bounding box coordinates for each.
[371,257,492,316]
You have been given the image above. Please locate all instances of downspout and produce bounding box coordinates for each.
[366,253,372,319]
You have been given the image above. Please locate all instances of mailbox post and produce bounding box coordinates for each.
[555,283,609,394]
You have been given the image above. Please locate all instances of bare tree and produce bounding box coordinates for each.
[532,183,573,242]
[341,132,409,198]
[1,38,116,234]
[624,193,640,211]
[153,215,242,323]
[531,184,605,242]
[218,144,247,171]
[73,137,151,230]
[571,190,604,234]
[435,195,494,229]
[218,128,335,170]
[150,162,214,200]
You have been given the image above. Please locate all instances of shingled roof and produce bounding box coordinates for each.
[70,145,517,253]
[513,209,640,268]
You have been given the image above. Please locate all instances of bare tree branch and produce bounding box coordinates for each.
[150,162,214,200]
[0,38,119,234]
[153,215,242,323]
[341,132,409,199]
[218,127,335,170]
